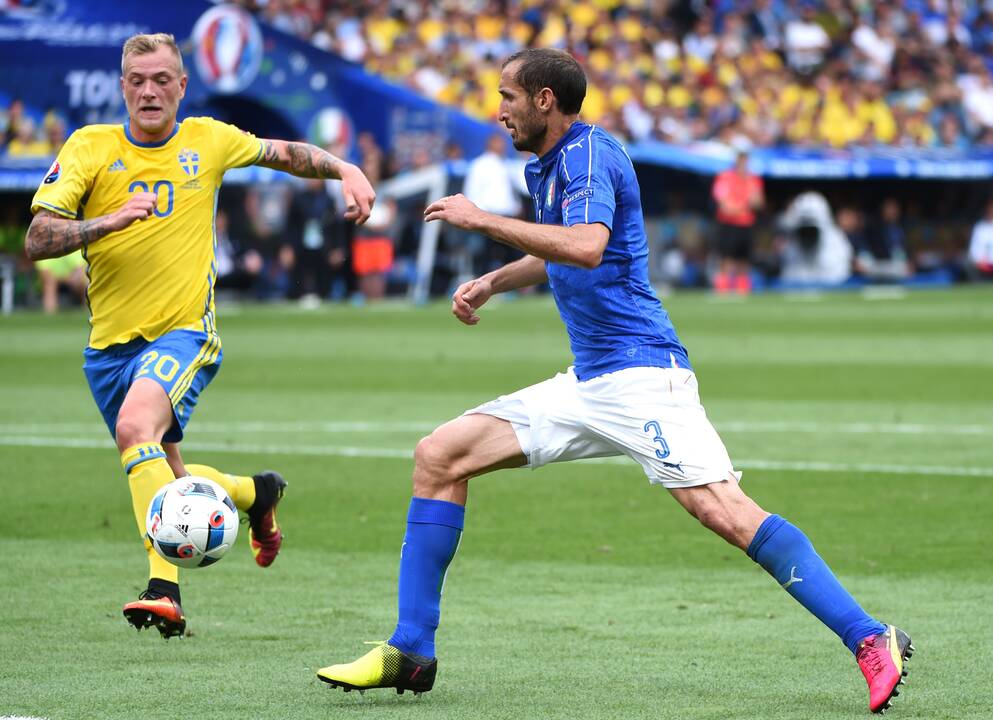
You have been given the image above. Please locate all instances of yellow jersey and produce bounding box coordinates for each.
[31,117,263,349]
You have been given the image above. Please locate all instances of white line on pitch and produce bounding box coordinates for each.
[0,421,437,434]
[1,436,991,478]
[0,436,411,459]
[0,419,989,436]
[716,420,991,435]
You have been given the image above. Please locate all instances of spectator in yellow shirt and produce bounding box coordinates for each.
[6,117,51,157]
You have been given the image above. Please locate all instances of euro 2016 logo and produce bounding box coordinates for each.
[43,160,61,184]
[178,149,199,177]
[191,5,263,94]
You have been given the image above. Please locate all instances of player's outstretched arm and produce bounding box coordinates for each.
[452,255,547,326]
[258,139,375,225]
[25,192,158,260]
[425,194,609,269]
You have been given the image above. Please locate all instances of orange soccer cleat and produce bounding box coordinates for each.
[123,590,186,639]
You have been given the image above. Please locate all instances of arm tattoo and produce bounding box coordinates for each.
[316,154,339,178]
[263,140,343,179]
[286,142,317,177]
[25,211,110,260]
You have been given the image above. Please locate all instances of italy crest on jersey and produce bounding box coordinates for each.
[545,177,555,208]
[178,149,200,177]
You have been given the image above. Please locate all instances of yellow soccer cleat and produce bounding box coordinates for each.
[317,642,437,695]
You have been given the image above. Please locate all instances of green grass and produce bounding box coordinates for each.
[1,287,992,720]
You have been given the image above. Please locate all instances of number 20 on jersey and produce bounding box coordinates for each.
[129,180,174,217]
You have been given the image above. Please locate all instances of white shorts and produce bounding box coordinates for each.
[465,366,740,489]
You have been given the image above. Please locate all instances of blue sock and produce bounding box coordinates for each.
[747,515,885,654]
[388,497,464,658]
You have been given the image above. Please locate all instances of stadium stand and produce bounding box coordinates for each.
[225,0,993,293]
[2,0,993,308]
[237,0,993,150]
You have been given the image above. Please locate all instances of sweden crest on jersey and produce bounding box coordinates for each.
[178,149,200,177]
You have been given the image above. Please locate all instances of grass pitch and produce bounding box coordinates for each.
[1,287,991,720]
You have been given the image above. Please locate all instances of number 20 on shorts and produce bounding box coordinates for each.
[136,350,180,383]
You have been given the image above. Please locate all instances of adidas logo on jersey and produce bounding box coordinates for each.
[108,158,127,172]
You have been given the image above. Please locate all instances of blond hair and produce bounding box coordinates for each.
[121,33,184,75]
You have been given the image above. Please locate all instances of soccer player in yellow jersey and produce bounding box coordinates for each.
[23,33,376,639]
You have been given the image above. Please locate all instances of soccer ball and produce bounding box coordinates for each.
[146,477,239,569]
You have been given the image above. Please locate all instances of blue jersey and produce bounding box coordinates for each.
[524,121,690,381]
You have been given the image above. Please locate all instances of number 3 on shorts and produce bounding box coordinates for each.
[643,420,671,459]
[136,350,181,383]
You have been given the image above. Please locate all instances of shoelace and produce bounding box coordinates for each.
[857,641,887,675]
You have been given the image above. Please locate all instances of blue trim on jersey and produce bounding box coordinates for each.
[79,222,94,347]
[204,188,220,335]
[524,122,691,380]
[123,119,180,148]
[34,200,77,218]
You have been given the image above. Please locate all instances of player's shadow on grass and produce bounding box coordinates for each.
[317,683,454,711]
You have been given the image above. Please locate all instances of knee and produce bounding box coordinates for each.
[412,432,462,494]
[114,413,153,453]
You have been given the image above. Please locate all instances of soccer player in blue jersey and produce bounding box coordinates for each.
[24,33,376,639]
[317,49,912,713]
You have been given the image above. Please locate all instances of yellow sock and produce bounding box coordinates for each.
[122,443,179,585]
[185,464,256,511]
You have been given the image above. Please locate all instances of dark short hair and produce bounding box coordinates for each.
[502,49,586,115]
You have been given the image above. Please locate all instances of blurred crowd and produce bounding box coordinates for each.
[238,0,993,150]
[652,186,991,293]
[4,0,993,311]
[208,177,407,306]
[3,172,991,314]
[0,99,67,158]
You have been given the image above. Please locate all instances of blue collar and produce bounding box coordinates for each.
[536,121,590,168]
[124,119,180,148]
